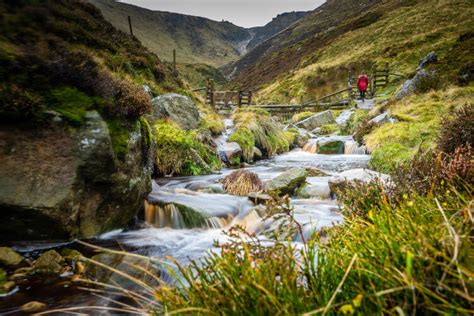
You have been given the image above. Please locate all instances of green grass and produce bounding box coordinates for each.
[154,120,221,176]
[48,87,97,124]
[106,118,133,160]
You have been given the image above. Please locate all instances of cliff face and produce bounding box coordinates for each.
[0,0,179,241]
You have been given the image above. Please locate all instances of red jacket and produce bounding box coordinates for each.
[357,75,369,92]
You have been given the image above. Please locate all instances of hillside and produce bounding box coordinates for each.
[227,0,473,103]
[247,11,309,51]
[89,0,251,67]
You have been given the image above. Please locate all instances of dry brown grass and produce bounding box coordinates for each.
[223,170,263,196]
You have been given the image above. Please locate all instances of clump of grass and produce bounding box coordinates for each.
[199,108,224,135]
[229,108,291,162]
[319,123,339,135]
[48,86,97,124]
[154,120,221,176]
[291,111,314,123]
[223,170,263,196]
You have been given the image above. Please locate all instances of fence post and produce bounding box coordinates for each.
[238,90,242,108]
[172,49,177,75]
[248,91,252,106]
[128,16,133,37]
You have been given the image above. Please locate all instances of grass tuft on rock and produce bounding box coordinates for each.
[223,170,263,196]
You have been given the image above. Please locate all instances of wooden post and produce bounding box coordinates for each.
[248,90,252,106]
[128,16,133,37]
[208,79,215,110]
[237,90,242,108]
[172,49,177,75]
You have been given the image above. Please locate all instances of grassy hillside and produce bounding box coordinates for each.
[89,0,250,67]
[247,11,309,51]
[228,0,473,103]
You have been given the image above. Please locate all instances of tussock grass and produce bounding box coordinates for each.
[223,170,263,196]
[229,108,291,162]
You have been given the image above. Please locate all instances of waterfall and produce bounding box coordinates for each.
[144,201,186,229]
[303,139,318,153]
[344,141,367,155]
[205,216,231,229]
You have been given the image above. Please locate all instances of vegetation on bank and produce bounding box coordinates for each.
[229,108,292,162]
[154,120,221,176]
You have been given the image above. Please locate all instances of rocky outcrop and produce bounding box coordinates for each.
[151,93,200,130]
[328,168,390,194]
[417,51,437,70]
[369,112,397,125]
[265,168,307,196]
[394,69,436,100]
[335,110,354,127]
[0,111,152,241]
[295,111,335,131]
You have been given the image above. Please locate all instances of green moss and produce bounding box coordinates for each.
[0,268,6,284]
[229,156,241,167]
[139,116,153,147]
[319,124,339,135]
[48,87,96,124]
[175,204,207,228]
[154,120,221,176]
[228,128,255,162]
[369,143,414,173]
[291,111,314,123]
[106,118,130,160]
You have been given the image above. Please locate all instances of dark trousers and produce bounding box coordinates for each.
[359,90,366,100]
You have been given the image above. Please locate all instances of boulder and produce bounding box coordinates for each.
[335,110,354,127]
[328,168,391,194]
[297,177,331,199]
[417,51,438,70]
[0,247,24,266]
[394,69,434,100]
[253,147,263,161]
[265,168,307,196]
[33,250,65,275]
[369,112,397,125]
[305,167,330,177]
[221,142,242,164]
[317,137,345,154]
[293,128,313,148]
[295,110,335,131]
[151,93,200,130]
[0,111,153,241]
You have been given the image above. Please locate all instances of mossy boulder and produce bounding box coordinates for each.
[151,93,200,130]
[317,138,345,154]
[295,110,335,131]
[0,111,153,241]
[33,250,65,275]
[265,168,307,196]
[0,247,24,267]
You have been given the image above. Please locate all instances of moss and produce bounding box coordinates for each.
[319,124,339,135]
[199,110,225,135]
[291,111,314,123]
[139,116,152,147]
[154,120,221,176]
[48,87,96,124]
[229,156,241,167]
[370,143,414,173]
[107,118,130,160]
[175,204,207,228]
[0,268,6,284]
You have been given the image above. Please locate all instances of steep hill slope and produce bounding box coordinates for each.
[227,0,473,103]
[89,0,251,67]
[247,11,309,51]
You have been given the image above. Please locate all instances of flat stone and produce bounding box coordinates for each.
[265,167,307,196]
[33,250,65,275]
[0,247,24,267]
[328,168,391,194]
[295,110,335,131]
[369,112,397,125]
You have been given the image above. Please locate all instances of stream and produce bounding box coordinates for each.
[0,118,371,313]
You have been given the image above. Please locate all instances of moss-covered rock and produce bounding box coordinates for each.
[151,94,201,130]
[0,247,23,267]
[265,168,307,196]
[33,250,65,275]
[317,138,345,154]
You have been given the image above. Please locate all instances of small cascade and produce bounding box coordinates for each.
[230,209,264,234]
[144,201,186,229]
[344,141,367,155]
[205,216,232,229]
[303,139,318,153]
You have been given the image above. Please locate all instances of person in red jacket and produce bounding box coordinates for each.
[357,73,369,101]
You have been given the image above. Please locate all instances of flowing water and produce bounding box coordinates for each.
[0,119,372,313]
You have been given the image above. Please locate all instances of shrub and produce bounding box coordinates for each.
[0,85,44,121]
[437,104,473,154]
[223,170,263,196]
[109,77,151,119]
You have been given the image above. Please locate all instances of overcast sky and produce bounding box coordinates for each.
[119,0,325,28]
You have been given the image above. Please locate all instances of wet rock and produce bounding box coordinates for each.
[417,51,437,70]
[33,250,65,275]
[328,168,390,194]
[297,178,331,199]
[222,142,242,164]
[61,249,83,261]
[151,93,200,130]
[186,182,224,194]
[335,110,354,127]
[305,167,330,177]
[295,110,335,131]
[369,112,397,125]
[21,301,47,313]
[317,137,345,154]
[293,128,313,148]
[0,247,24,267]
[143,84,154,98]
[0,110,152,241]
[248,192,271,204]
[253,147,263,160]
[266,167,307,196]
[0,280,15,294]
